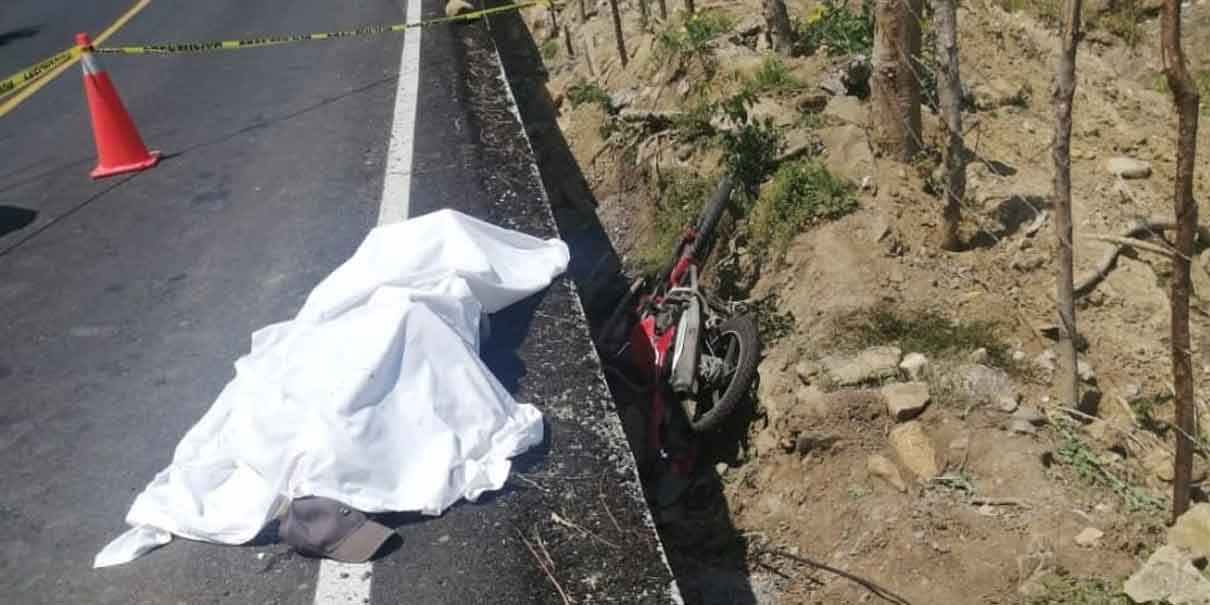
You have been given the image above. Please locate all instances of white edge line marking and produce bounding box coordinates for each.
[377,0,424,226]
[313,0,421,602]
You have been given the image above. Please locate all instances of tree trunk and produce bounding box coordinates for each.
[1161,0,1201,522]
[933,0,965,251]
[764,0,794,56]
[685,0,695,15]
[871,0,922,161]
[658,0,668,20]
[579,0,588,23]
[640,0,650,29]
[607,0,628,66]
[1051,0,1082,417]
[547,4,561,39]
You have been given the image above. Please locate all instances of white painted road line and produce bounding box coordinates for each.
[377,0,424,226]
[314,0,422,601]
[314,560,374,604]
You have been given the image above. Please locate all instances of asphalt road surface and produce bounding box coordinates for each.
[0,1,677,603]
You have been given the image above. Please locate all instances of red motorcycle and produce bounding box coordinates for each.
[602,175,761,486]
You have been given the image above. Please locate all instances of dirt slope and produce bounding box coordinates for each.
[517,0,1210,602]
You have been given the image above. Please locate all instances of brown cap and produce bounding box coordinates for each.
[280,497,395,563]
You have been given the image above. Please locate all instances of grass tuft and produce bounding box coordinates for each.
[1025,571,1128,605]
[746,56,804,94]
[633,172,717,275]
[833,308,1011,365]
[656,9,736,75]
[566,80,613,111]
[795,0,874,57]
[749,161,856,256]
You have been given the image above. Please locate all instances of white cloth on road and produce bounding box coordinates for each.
[95,209,567,567]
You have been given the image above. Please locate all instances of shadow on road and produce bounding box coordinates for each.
[0,26,41,48]
[0,205,37,238]
[485,8,760,604]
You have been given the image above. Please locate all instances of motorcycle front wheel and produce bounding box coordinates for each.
[681,314,761,432]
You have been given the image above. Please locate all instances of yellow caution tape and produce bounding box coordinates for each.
[0,46,84,98]
[92,1,550,56]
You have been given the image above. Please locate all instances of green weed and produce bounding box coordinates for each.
[541,38,560,61]
[671,98,719,143]
[833,308,1014,366]
[796,0,874,57]
[566,80,613,111]
[718,91,785,196]
[746,56,804,95]
[1025,572,1128,605]
[796,111,826,130]
[1092,5,1143,47]
[1053,418,1165,513]
[993,0,1062,26]
[749,160,855,257]
[657,9,736,75]
[745,293,798,344]
[634,172,718,275]
[1154,70,1210,115]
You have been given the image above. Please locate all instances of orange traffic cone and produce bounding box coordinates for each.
[77,33,158,179]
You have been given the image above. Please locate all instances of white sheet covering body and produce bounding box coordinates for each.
[95,210,568,567]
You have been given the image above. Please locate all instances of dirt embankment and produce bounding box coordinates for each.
[514,0,1210,602]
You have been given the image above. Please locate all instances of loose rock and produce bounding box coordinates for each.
[753,429,779,456]
[819,55,870,97]
[1145,449,1208,483]
[968,348,990,364]
[950,364,1020,412]
[793,385,830,419]
[882,382,931,421]
[820,346,902,386]
[1123,383,1144,403]
[1009,419,1037,435]
[1170,504,1210,559]
[1124,545,1210,605]
[899,352,930,381]
[1077,358,1097,384]
[1034,350,1058,373]
[1074,527,1104,547]
[1013,406,1048,426]
[972,78,1030,111]
[1078,387,1103,416]
[889,421,941,479]
[795,361,821,384]
[1105,157,1153,179]
[997,397,1020,414]
[866,454,907,492]
[795,432,840,455]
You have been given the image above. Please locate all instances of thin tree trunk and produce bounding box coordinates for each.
[658,0,668,20]
[1051,0,1082,416]
[607,0,628,66]
[640,0,650,29]
[1161,0,1201,521]
[871,0,922,161]
[547,4,561,40]
[934,0,965,251]
[684,0,695,15]
[564,22,576,57]
[580,0,588,23]
[764,0,794,56]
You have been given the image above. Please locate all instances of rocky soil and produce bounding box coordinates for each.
[514,0,1210,602]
